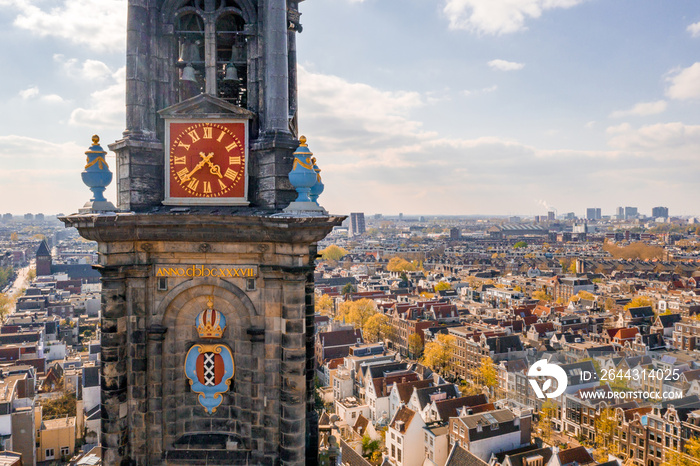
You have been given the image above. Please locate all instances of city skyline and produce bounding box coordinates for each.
[1,0,699,216]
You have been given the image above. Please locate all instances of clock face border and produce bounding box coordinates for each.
[163,118,250,206]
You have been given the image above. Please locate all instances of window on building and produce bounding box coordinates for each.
[46,449,55,459]
[61,447,70,456]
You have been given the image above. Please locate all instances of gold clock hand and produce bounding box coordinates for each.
[181,152,214,182]
[200,152,223,178]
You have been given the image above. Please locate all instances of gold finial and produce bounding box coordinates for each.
[207,296,215,309]
[311,156,317,165]
[92,135,100,145]
[299,135,308,147]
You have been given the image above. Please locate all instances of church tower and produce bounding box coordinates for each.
[61,1,342,464]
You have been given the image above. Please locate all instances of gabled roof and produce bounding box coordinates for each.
[340,439,373,466]
[158,93,254,119]
[393,378,432,403]
[445,444,488,466]
[318,329,363,348]
[389,406,416,433]
[414,383,460,410]
[501,446,554,466]
[434,395,487,420]
[557,446,595,466]
[354,414,370,436]
[656,313,682,327]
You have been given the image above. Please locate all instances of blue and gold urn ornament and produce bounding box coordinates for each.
[309,156,324,205]
[284,135,327,213]
[79,135,116,213]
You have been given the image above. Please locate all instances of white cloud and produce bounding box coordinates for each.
[0,0,126,52]
[298,67,700,215]
[18,86,65,103]
[666,63,700,100]
[443,0,585,35]
[488,59,525,71]
[461,85,498,97]
[0,135,82,159]
[69,67,126,129]
[688,22,700,37]
[606,121,700,158]
[609,100,667,118]
[55,55,113,81]
[19,87,39,99]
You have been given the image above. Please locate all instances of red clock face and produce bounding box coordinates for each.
[168,122,247,200]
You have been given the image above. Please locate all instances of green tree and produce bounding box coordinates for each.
[514,241,528,249]
[41,388,77,419]
[320,245,348,261]
[27,268,36,282]
[532,290,553,302]
[341,283,356,295]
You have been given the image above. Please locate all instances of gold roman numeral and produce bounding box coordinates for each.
[203,127,212,139]
[218,179,227,190]
[203,181,212,194]
[177,168,189,180]
[173,156,186,165]
[225,141,238,152]
[217,131,225,142]
[229,156,241,165]
[187,178,199,191]
[224,168,238,181]
[188,130,200,143]
[177,141,190,151]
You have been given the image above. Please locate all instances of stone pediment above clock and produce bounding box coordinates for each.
[158,94,254,120]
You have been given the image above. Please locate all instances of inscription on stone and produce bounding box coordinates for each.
[155,264,258,278]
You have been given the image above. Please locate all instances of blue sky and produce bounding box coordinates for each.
[0,0,699,217]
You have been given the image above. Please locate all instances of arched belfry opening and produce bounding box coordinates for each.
[172,0,250,106]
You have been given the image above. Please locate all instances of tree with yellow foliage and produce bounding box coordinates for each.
[532,290,553,302]
[319,245,348,261]
[315,294,333,316]
[0,293,13,319]
[624,296,653,311]
[478,357,498,398]
[335,299,377,329]
[387,257,416,272]
[408,333,423,359]
[537,399,556,444]
[434,282,451,292]
[594,407,616,451]
[662,435,700,466]
[422,334,455,376]
[363,313,390,343]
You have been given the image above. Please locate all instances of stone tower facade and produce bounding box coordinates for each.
[61,0,343,464]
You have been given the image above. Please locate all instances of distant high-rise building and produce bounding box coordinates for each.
[616,207,624,219]
[399,213,404,220]
[35,213,45,221]
[23,213,33,220]
[449,228,461,239]
[2,213,11,221]
[547,211,555,221]
[586,208,601,221]
[652,206,669,218]
[624,206,638,219]
[565,212,575,220]
[349,213,366,236]
[509,216,521,223]
[373,214,382,219]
